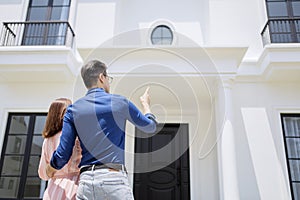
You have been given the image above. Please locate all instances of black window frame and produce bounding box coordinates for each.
[281,113,300,200]
[0,113,47,200]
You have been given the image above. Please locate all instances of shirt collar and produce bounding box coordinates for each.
[86,87,105,95]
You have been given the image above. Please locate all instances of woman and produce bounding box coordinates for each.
[38,98,81,200]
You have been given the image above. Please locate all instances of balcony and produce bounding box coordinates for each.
[0,21,75,47]
[261,18,300,46]
[0,21,82,82]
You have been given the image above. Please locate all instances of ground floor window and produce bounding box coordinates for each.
[281,114,300,200]
[0,113,47,200]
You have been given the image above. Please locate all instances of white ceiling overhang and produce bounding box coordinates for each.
[238,44,300,82]
[82,46,247,77]
[0,46,83,82]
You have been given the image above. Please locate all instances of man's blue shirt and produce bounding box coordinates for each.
[50,88,157,169]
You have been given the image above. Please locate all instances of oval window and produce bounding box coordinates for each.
[151,25,173,45]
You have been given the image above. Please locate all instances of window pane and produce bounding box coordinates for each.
[31,0,49,6]
[34,116,46,134]
[289,160,300,181]
[152,28,162,38]
[292,2,300,16]
[24,177,45,198]
[5,136,27,154]
[0,177,20,198]
[293,182,300,200]
[2,156,24,176]
[283,117,300,137]
[9,116,30,135]
[53,0,70,6]
[27,156,41,176]
[162,27,172,38]
[286,138,300,158]
[31,135,43,155]
[267,2,288,17]
[28,7,48,21]
[151,38,161,45]
[28,23,46,37]
[161,38,173,45]
[51,7,69,20]
[296,20,300,32]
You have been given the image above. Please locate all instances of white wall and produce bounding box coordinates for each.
[233,82,300,200]
[0,0,270,60]
[208,0,267,59]
[0,0,28,24]
[0,81,75,154]
[74,0,268,60]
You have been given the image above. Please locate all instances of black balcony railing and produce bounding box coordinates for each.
[0,21,75,47]
[261,18,300,45]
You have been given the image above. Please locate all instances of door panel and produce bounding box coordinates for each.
[134,124,190,200]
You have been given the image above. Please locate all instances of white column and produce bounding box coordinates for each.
[215,78,239,200]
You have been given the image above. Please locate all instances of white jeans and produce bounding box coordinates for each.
[76,168,134,200]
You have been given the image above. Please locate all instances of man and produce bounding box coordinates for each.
[46,60,157,199]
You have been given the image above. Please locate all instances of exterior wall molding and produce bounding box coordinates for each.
[84,46,247,76]
[238,44,300,82]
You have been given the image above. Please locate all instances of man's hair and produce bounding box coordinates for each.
[81,60,107,89]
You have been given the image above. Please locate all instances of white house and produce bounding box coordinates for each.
[0,0,299,199]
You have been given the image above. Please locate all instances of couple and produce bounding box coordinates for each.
[38,60,157,200]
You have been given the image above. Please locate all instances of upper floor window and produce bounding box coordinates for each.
[263,0,300,43]
[281,114,300,200]
[151,25,173,45]
[23,0,71,45]
[0,0,75,47]
[266,0,300,18]
[27,0,71,21]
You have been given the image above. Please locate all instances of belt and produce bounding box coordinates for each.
[80,163,126,174]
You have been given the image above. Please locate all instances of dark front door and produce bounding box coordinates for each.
[133,123,190,200]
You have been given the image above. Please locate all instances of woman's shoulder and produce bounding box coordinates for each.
[43,131,62,148]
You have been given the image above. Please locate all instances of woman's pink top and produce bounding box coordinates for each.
[38,131,81,200]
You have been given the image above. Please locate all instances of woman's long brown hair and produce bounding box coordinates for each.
[42,98,72,138]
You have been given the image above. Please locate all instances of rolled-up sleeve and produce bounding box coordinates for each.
[50,107,77,170]
[127,101,157,133]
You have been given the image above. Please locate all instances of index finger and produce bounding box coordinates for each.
[143,86,150,95]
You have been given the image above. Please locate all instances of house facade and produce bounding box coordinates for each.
[0,0,299,199]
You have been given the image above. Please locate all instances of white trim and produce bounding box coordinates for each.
[21,0,30,21]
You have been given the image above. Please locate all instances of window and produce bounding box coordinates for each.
[151,25,173,45]
[281,114,300,200]
[23,0,71,45]
[265,0,300,43]
[0,113,47,200]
